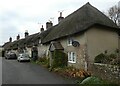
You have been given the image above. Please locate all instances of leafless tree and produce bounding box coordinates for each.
[107,2,120,27]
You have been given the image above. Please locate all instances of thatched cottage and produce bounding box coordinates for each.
[3,2,119,70]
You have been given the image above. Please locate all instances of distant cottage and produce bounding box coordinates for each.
[3,2,119,70]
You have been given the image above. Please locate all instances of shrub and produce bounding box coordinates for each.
[94,53,119,66]
[94,53,106,63]
[51,50,68,68]
[38,57,47,62]
[38,57,50,68]
[52,66,91,79]
[80,76,106,84]
[111,58,120,66]
[109,54,117,59]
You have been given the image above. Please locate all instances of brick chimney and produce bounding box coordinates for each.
[58,12,64,23]
[25,30,29,38]
[46,21,53,29]
[17,34,20,40]
[9,37,12,42]
[40,25,44,33]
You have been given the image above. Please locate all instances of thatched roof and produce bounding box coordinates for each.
[2,42,12,50]
[49,41,64,52]
[3,2,119,49]
[42,2,119,43]
[24,33,39,47]
[5,28,51,49]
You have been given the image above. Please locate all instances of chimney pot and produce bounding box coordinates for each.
[17,34,20,40]
[25,30,29,37]
[40,25,44,32]
[46,21,53,29]
[9,37,12,42]
[58,12,64,23]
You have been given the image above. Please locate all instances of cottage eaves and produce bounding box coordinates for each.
[42,2,119,44]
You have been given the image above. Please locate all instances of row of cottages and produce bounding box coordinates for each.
[3,2,119,70]
[0,46,3,57]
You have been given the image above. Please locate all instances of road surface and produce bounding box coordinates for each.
[0,57,2,85]
[2,57,74,84]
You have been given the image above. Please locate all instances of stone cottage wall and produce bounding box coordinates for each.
[90,63,120,84]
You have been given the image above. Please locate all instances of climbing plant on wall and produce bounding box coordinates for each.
[51,50,68,68]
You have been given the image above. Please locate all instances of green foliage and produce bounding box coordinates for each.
[94,53,117,64]
[80,76,118,86]
[94,53,105,63]
[38,57,47,63]
[112,58,120,66]
[80,76,105,84]
[37,57,50,68]
[109,54,117,59]
[51,50,68,68]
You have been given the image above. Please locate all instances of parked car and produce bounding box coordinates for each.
[5,51,17,59]
[17,53,30,62]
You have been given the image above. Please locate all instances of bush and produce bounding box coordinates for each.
[38,57,47,62]
[111,58,120,66]
[94,53,106,63]
[80,76,107,84]
[38,57,50,68]
[52,66,91,79]
[109,54,117,59]
[51,50,68,68]
[94,53,118,65]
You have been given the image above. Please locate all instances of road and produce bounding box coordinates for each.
[0,57,2,85]
[2,57,74,84]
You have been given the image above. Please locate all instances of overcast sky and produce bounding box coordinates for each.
[0,0,119,45]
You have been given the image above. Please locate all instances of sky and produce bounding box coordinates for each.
[0,0,119,45]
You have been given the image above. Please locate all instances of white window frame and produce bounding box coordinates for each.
[68,52,76,63]
[67,38,73,46]
[39,39,41,44]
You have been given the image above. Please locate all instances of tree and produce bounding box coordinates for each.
[107,2,120,27]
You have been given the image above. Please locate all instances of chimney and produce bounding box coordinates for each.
[40,25,44,33]
[46,21,53,29]
[9,37,12,42]
[17,34,20,40]
[25,30,29,38]
[58,12,64,23]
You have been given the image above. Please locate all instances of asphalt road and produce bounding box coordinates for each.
[0,57,2,85]
[2,57,74,84]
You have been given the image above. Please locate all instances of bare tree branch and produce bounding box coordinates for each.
[107,2,120,28]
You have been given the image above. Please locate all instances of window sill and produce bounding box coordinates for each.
[68,61,76,63]
[67,44,72,46]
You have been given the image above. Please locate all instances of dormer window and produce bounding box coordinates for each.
[68,38,73,46]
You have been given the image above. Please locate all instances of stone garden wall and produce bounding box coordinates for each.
[90,63,120,84]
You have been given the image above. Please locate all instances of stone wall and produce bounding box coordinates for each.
[90,63,120,84]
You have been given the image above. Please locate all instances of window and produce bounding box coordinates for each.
[68,52,76,63]
[39,39,41,44]
[68,38,73,46]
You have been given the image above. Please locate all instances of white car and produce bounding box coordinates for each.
[17,53,30,62]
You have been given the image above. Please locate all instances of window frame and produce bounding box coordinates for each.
[67,38,73,46]
[68,52,76,63]
[39,39,41,44]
